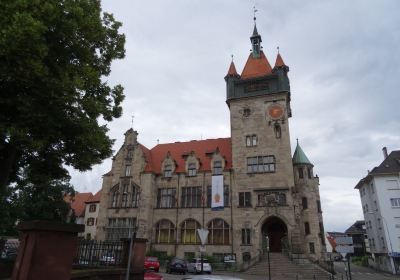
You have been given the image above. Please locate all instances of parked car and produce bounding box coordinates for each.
[333,254,343,261]
[144,256,160,272]
[166,257,188,274]
[187,258,212,274]
[182,276,243,280]
[100,251,116,265]
[144,272,163,280]
[0,239,19,261]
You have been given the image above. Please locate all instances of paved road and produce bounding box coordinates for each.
[333,261,398,280]
[155,263,399,280]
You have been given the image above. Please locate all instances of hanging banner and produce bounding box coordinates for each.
[211,175,224,211]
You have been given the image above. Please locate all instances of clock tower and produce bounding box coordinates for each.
[225,22,306,258]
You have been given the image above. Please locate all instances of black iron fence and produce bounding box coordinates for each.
[73,239,126,267]
[0,239,20,279]
[0,239,19,261]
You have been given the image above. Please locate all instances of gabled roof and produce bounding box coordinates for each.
[240,51,272,79]
[86,190,102,204]
[369,150,400,175]
[292,141,313,166]
[66,192,93,217]
[142,138,232,174]
[355,150,400,189]
[345,220,365,235]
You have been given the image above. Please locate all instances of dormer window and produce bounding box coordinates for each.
[246,135,257,147]
[164,164,172,178]
[188,163,197,177]
[213,161,222,175]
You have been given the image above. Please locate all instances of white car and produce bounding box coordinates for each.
[187,258,212,274]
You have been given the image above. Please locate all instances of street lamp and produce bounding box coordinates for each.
[265,235,271,280]
[126,190,142,280]
[367,211,396,274]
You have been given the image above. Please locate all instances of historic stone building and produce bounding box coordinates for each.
[96,22,326,264]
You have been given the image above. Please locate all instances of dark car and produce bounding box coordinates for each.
[333,254,343,261]
[166,257,187,274]
[1,239,19,261]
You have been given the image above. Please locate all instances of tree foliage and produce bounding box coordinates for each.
[0,0,125,190]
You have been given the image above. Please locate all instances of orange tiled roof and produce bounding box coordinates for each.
[241,51,272,79]
[142,138,232,174]
[67,192,93,217]
[86,190,102,203]
[225,61,239,77]
[274,53,286,68]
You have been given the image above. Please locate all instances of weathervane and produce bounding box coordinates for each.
[253,5,258,22]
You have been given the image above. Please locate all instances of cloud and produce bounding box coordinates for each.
[68,0,400,232]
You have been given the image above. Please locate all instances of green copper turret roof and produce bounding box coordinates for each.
[293,139,313,166]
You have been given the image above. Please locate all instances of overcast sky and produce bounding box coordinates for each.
[68,0,400,232]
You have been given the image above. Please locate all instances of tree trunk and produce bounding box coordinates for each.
[0,142,17,190]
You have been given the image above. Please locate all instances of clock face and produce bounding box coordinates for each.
[267,104,284,120]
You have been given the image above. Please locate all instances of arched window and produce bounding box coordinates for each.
[181,219,201,244]
[131,185,140,207]
[110,184,119,208]
[208,219,230,245]
[121,183,129,208]
[155,220,175,244]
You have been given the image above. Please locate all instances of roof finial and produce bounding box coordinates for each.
[296,138,299,145]
[131,114,134,128]
[231,54,234,62]
[277,46,280,54]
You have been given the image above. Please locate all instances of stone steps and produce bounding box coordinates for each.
[245,253,332,280]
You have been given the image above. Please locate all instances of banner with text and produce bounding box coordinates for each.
[211,175,224,211]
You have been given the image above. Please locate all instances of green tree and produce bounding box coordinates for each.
[0,0,125,190]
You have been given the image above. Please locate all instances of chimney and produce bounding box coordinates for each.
[382,147,388,159]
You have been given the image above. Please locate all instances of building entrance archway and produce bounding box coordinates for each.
[261,216,288,253]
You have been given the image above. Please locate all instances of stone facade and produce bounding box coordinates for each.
[96,24,326,265]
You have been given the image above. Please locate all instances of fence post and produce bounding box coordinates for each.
[11,220,84,280]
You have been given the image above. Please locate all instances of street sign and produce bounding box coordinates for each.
[336,236,353,245]
[336,245,354,254]
[197,229,209,246]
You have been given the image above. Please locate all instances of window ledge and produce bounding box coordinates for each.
[255,204,289,208]
[237,206,252,208]
[247,171,276,175]
[240,244,253,246]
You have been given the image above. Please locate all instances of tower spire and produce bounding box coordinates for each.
[250,6,262,58]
